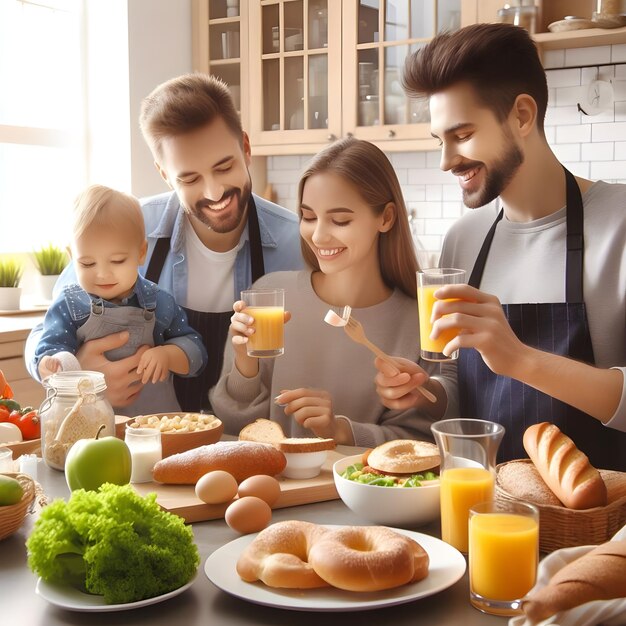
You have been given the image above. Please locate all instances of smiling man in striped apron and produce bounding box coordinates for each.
[373,24,626,471]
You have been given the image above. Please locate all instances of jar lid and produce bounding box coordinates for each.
[43,371,107,394]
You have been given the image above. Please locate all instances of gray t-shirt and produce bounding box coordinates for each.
[210,270,458,448]
[440,180,626,431]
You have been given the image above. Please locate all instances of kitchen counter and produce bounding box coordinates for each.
[1,456,508,626]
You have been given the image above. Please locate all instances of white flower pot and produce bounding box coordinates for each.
[0,287,22,311]
[38,274,59,302]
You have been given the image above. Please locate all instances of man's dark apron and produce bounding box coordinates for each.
[145,197,265,412]
[458,168,626,470]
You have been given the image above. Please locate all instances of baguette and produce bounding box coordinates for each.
[152,441,286,484]
[522,423,607,509]
[523,540,626,624]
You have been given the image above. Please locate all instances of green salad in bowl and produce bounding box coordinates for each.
[341,462,438,488]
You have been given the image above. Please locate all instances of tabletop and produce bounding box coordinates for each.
[1,455,509,626]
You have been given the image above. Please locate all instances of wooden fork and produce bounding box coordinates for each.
[343,316,437,403]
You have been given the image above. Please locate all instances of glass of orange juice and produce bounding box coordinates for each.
[417,268,466,361]
[431,418,505,553]
[241,288,285,358]
[469,500,539,616]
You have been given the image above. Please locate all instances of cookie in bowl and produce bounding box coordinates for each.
[130,412,223,457]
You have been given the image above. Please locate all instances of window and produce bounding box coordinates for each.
[0,0,84,253]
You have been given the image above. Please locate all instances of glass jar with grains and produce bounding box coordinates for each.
[39,371,114,470]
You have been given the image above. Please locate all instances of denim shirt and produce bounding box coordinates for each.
[25,191,302,380]
[139,190,304,303]
[33,275,207,377]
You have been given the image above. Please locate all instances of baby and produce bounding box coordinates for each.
[34,184,207,415]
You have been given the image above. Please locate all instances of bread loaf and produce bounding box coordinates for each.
[522,423,607,509]
[152,441,286,484]
[523,540,626,623]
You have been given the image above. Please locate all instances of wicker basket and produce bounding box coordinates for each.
[495,460,626,553]
[0,473,36,541]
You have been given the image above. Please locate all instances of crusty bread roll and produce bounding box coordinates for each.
[497,460,563,507]
[366,439,440,474]
[152,441,286,484]
[522,423,607,509]
[523,540,626,624]
[239,418,335,453]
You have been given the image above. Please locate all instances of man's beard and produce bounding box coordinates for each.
[189,178,252,233]
[461,142,524,209]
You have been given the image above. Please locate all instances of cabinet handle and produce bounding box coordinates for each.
[327,133,337,141]
[387,129,396,138]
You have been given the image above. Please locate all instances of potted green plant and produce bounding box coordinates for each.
[32,244,69,301]
[0,258,24,310]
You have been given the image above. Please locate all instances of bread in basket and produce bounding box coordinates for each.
[0,473,36,541]
[496,459,626,553]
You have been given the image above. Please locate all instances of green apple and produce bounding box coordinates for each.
[65,425,132,491]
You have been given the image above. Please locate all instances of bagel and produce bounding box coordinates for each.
[236,520,331,589]
[308,525,430,592]
[366,439,440,474]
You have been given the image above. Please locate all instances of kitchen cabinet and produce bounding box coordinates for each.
[192,0,250,131]
[193,0,464,155]
[192,0,626,157]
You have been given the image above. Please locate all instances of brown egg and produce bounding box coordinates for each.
[225,496,272,534]
[237,475,281,506]
[195,470,238,504]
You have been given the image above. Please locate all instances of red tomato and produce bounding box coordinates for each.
[8,410,22,426]
[0,406,9,422]
[17,410,41,441]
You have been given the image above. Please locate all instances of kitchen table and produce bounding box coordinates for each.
[2,455,509,626]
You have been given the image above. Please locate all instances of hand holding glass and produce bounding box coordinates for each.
[469,500,539,616]
[417,268,466,361]
[241,288,285,358]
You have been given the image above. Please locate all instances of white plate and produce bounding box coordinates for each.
[35,573,196,612]
[204,526,465,612]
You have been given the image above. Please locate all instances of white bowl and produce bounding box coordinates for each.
[282,450,327,479]
[333,454,441,528]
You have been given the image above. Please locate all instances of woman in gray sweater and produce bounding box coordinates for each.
[210,138,456,448]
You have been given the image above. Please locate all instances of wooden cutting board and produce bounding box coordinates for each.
[132,448,356,523]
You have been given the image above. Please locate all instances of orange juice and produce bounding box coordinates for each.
[440,467,494,552]
[417,285,460,355]
[244,306,284,356]
[469,513,538,601]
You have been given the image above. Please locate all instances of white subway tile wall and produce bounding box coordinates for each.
[266,45,626,259]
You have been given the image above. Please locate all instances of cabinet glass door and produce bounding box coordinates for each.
[345,0,461,144]
[249,0,341,149]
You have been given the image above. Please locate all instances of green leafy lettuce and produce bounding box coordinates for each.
[27,483,199,604]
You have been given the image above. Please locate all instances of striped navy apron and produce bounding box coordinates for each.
[458,167,626,470]
[145,196,265,412]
